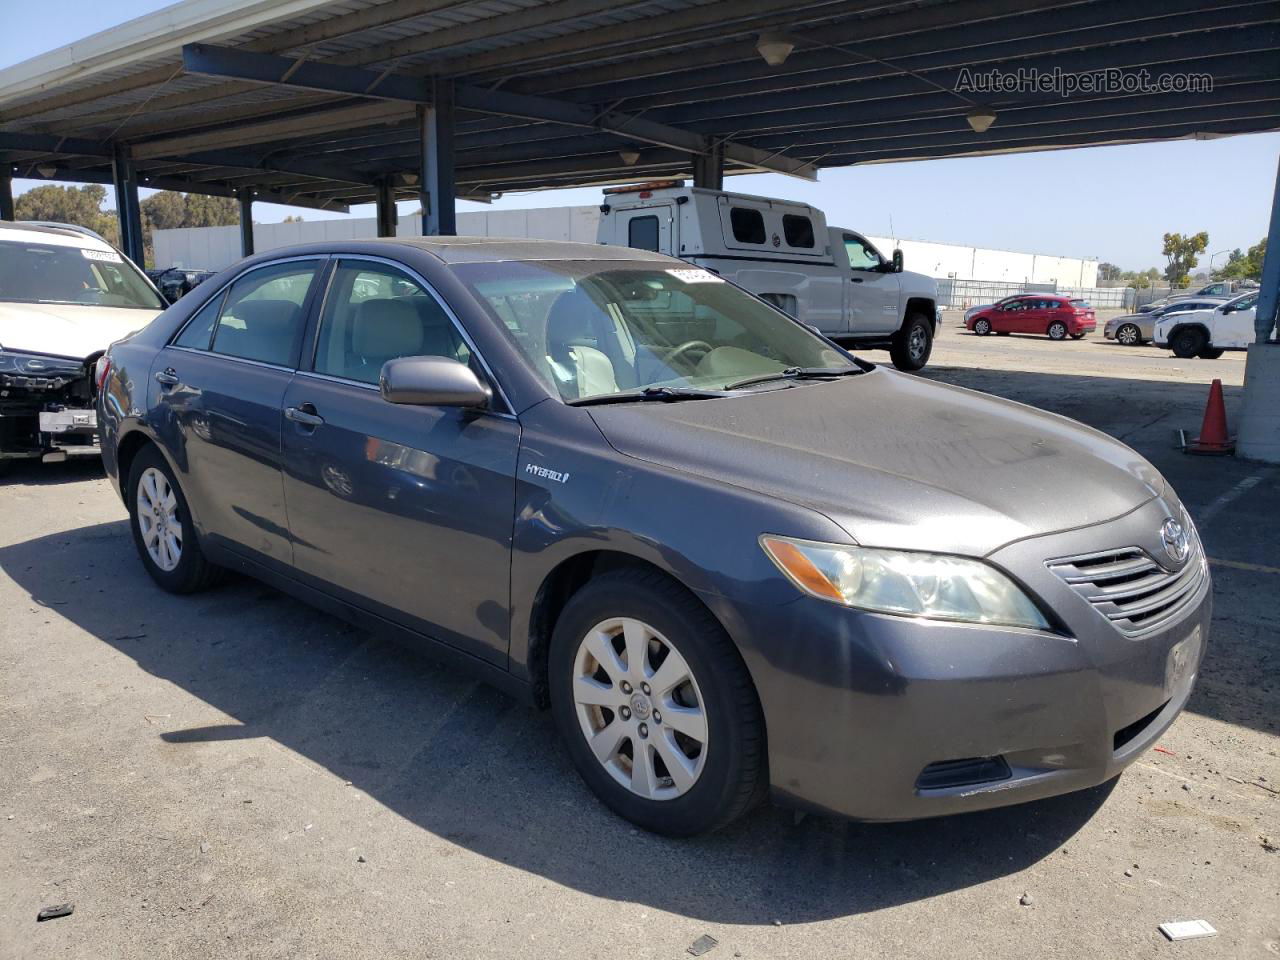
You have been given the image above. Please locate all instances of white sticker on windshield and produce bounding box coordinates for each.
[81,248,123,263]
[666,268,723,284]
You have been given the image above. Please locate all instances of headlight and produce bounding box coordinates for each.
[0,349,85,377]
[760,535,1050,630]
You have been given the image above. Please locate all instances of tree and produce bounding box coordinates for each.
[13,184,120,246]
[141,191,239,265]
[282,215,305,223]
[1098,262,1123,284]
[1162,231,1209,286]
[1214,238,1267,281]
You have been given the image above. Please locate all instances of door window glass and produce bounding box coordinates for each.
[844,236,882,270]
[174,290,225,349]
[313,261,470,385]
[211,261,319,366]
[782,215,815,248]
[730,207,766,244]
[627,216,660,252]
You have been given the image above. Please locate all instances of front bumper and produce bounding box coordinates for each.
[718,494,1210,821]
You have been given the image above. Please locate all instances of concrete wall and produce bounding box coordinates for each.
[154,206,1098,288]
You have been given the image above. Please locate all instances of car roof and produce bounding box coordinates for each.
[245,236,679,266]
[0,220,114,251]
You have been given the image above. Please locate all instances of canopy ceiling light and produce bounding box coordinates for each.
[966,107,997,133]
[619,150,641,166]
[756,34,794,67]
[36,163,57,178]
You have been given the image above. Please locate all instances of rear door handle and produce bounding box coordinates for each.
[851,277,864,283]
[155,368,179,386]
[285,405,325,427]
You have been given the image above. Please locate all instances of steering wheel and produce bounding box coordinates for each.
[660,340,713,366]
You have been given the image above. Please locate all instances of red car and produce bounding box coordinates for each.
[966,295,1097,340]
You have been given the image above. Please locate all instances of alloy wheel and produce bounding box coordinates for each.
[908,324,928,360]
[136,466,183,572]
[1117,324,1140,345]
[571,617,708,800]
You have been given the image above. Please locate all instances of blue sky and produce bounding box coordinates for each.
[3,0,1277,271]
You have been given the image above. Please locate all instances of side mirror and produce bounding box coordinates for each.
[1220,305,1234,314]
[892,249,904,273]
[380,356,491,408]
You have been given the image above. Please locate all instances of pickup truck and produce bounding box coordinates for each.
[596,181,939,370]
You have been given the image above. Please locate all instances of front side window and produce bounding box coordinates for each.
[1225,292,1258,311]
[627,216,660,252]
[173,290,226,349]
[210,260,319,366]
[453,261,851,402]
[0,239,164,310]
[844,235,883,271]
[313,261,469,385]
[730,207,766,244]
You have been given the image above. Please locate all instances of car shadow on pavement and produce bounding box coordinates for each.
[3,519,1118,925]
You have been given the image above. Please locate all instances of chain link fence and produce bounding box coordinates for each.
[936,278,1134,310]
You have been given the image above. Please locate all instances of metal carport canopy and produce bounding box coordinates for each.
[0,0,1277,215]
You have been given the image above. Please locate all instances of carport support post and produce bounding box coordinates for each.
[1236,154,1280,462]
[417,78,456,236]
[693,141,724,190]
[111,143,144,266]
[0,171,13,221]
[237,187,254,257]
[375,177,398,237]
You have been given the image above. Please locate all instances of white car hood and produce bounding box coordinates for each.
[0,302,161,360]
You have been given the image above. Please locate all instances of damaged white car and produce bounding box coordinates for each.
[0,222,165,473]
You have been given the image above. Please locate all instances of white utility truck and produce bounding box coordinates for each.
[596,181,940,370]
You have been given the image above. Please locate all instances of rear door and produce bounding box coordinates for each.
[152,256,325,568]
[618,204,676,256]
[279,256,520,665]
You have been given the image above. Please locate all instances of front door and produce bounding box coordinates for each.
[279,258,520,665]
[153,257,324,567]
[843,233,900,334]
[1213,294,1258,347]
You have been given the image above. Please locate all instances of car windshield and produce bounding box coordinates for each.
[452,260,855,402]
[0,239,164,310]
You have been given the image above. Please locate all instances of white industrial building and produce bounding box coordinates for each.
[154,205,1099,290]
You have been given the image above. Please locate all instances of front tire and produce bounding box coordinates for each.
[972,318,991,336]
[549,568,766,836]
[1116,323,1142,346]
[890,313,934,371]
[1048,321,1068,340]
[1198,347,1225,360]
[127,445,220,593]
[1171,327,1207,359]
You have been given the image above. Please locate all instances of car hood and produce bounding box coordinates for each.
[0,302,160,359]
[588,369,1164,557]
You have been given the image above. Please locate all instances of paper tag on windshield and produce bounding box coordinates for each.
[81,248,123,263]
[666,268,723,283]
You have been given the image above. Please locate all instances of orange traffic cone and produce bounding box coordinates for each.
[1187,379,1234,455]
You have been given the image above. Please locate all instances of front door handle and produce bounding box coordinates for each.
[285,405,325,427]
[851,277,864,283]
[155,367,179,386]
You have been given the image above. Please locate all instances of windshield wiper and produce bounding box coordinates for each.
[568,385,729,407]
[724,365,865,391]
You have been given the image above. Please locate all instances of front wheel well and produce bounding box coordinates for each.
[526,551,714,709]
[1168,322,1211,341]
[903,297,937,330]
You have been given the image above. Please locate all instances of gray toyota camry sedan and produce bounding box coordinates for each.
[98,238,1210,836]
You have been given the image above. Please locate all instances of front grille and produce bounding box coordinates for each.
[1047,544,1206,638]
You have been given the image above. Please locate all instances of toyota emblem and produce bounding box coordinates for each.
[1160,518,1189,564]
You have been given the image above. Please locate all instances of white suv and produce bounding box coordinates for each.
[1153,291,1259,359]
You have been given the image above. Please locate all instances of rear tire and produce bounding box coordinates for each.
[127,445,221,594]
[1048,321,1068,341]
[548,568,766,836]
[1116,323,1142,346]
[972,318,991,336]
[890,313,933,371]
[1171,327,1207,359]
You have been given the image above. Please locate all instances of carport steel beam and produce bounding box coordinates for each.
[178,43,816,180]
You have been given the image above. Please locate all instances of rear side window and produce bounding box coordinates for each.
[730,207,766,245]
[782,215,815,248]
[210,260,319,366]
[627,216,659,252]
[1069,299,1090,308]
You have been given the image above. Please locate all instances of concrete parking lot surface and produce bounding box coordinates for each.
[2,323,1277,960]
